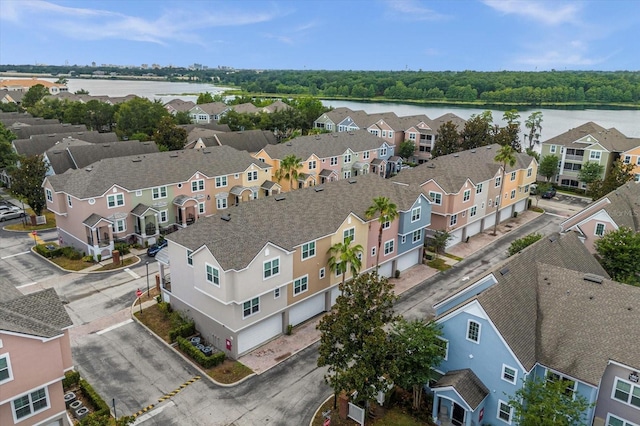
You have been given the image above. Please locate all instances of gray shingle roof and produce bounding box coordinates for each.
[262,130,386,160]
[12,123,88,140]
[231,103,261,114]
[263,100,291,113]
[1,116,59,127]
[0,288,73,338]
[191,102,229,116]
[212,130,277,152]
[13,131,119,156]
[432,369,489,409]
[392,144,534,193]
[47,145,270,199]
[543,121,640,152]
[165,99,196,112]
[167,173,424,271]
[180,123,232,134]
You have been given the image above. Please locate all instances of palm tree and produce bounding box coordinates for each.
[327,237,363,288]
[365,196,399,270]
[275,154,303,191]
[493,145,517,236]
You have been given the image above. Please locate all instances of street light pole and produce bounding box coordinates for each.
[146,261,150,299]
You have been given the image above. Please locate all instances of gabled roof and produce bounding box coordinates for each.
[231,102,261,114]
[0,286,73,338]
[320,107,361,124]
[46,145,270,199]
[263,100,291,113]
[432,369,489,410]
[210,130,277,152]
[12,123,88,140]
[262,130,387,160]
[543,121,640,152]
[167,173,425,271]
[12,131,120,157]
[429,113,467,131]
[1,116,59,127]
[392,144,534,193]
[164,99,196,112]
[180,123,232,134]
[191,102,229,116]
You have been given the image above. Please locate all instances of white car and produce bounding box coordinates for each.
[0,208,26,221]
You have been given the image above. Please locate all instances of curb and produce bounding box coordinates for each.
[29,246,142,274]
[309,394,334,426]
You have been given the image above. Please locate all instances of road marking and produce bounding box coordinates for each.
[16,282,38,289]
[132,400,175,424]
[96,319,133,335]
[1,251,30,260]
[157,376,201,403]
[132,403,155,419]
[124,268,140,279]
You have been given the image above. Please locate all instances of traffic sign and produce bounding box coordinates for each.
[136,289,142,298]
[32,230,37,236]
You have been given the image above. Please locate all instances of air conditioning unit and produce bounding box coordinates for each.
[69,400,83,413]
[75,406,90,420]
[64,392,76,407]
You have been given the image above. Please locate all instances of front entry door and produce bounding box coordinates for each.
[452,403,465,426]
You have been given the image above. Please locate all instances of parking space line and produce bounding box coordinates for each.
[124,268,140,279]
[16,282,38,289]
[1,251,30,260]
[96,319,133,335]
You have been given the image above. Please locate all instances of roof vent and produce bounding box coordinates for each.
[427,164,436,168]
[275,194,286,201]
[132,159,142,163]
[499,267,510,276]
[453,154,459,157]
[548,235,558,243]
[471,149,476,153]
[348,178,357,184]
[221,214,231,221]
[286,142,292,146]
[85,166,92,172]
[583,273,604,284]
[315,135,321,140]
[203,150,211,154]
[170,153,179,158]
[102,144,110,147]
[486,146,492,150]
[314,186,324,192]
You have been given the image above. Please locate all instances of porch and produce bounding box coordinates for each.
[430,369,489,426]
[131,203,161,246]
[83,213,114,261]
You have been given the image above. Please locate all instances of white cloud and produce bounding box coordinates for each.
[482,0,580,25]
[384,0,449,21]
[514,40,615,69]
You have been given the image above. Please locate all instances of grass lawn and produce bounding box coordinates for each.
[442,252,463,261]
[427,258,452,271]
[48,256,93,271]
[4,209,56,231]
[207,359,253,384]
[94,256,138,271]
[134,303,173,342]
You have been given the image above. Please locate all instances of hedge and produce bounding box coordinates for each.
[62,370,80,390]
[168,321,195,343]
[176,336,225,368]
[79,379,110,418]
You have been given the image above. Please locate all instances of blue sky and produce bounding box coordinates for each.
[1,0,638,71]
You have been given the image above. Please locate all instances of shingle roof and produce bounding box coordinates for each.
[165,99,196,112]
[167,173,424,271]
[12,123,88,140]
[180,123,232,134]
[231,102,261,114]
[543,121,640,152]
[321,107,360,124]
[432,369,489,409]
[0,288,73,338]
[191,102,229,116]
[263,100,291,113]
[212,130,278,152]
[392,144,534,193]
[429,113,467,131]
[262,130,386,160]
[47,145,270,199]
[13,131,119,156]
[1,116,59,127]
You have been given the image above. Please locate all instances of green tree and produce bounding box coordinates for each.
[0,123,18,170]
[55,77,68,85]
[538,154,559,181]
[290,97,328,134]
[389,319,444,410]
[10,155,48,216]
[196,92,214,104]
[432,121,460,158]
[84,100,115,132]
[74,88,90,95]
[275,154,303,191]
[577,161,604,188]
[524,111,543,150]
[327,237,364,287]
[317,272,398,408]
[174,110,192,125]
[429,230,452,259]
[460,111,493,150]
[508,233,543,256]
[365,196,399,270]
[493,145,517,235]
[154,116,188,150]
[525,148,540,161]
[22,84,50,108]
[587,159,634,200]
[509,376,592,426]
[398,140,416,160]
[114,97,168,139]
[594,226,640,285]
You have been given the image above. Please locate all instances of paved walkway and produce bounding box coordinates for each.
[239,210,542,374]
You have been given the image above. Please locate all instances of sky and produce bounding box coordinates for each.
[1,0,639,72]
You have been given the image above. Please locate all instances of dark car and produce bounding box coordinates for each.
[147,239,168,257]
[541,188,557,199]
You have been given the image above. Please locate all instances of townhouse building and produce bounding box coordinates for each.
[429,232,639,426]
[43,146,273,261]
[253,130,399,191]
[404,113,467,164]
[158,174,431,358]
[540,122,640,189]
[164,99,195,116]
[621,145,640,182]
[0,78,68,95]
[0,283,74,426]
[392,144,537,247]
[560,181,640,253]
[188,102,230,124]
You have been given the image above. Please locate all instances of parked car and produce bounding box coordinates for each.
[541,188,557,199]
[529,184,538,195]
[147,239,168,257]
[0,208,26,221]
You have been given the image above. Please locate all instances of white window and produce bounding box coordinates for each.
[384,239,394,255]
[637,157,640,166]
[363,151,370,160]
[590,150,602,161]
[343,170,351,179]
[274,288,280,299]
[470,206,477,217]
[481,202,485,209]
[382,130,387,138]
[309,160,317,170]
[401,235,406,244]
[550,145,557,154]
[45,188,53,202]
[247,170,258,181]
[319,267,326,279]
[206,264,220,286]
[495,176,502,187]
[136,190,142,196]
[216,198,227,210]
[12,387,49,421]
[243,297,259,318]
[371,247,376,257]
[467,320,480,343]
[343,228,355,243]
[607,413,639,426]
[382,220,390,230]
[412,229,422,243]
[547,371,577,396]
[389,131,394,138]
[302,241,316,260]
[595,222,606,236]
[450,214,458,226]
[107,193,124,208]
[527,168,532,177]
[263,258,280,279]
[502,364,518,384]
[215,176,227,187]
[115,219,126,233]
[330,157,338,166]
[67,194,72,207]
[510,171,517,181]
[187,250,193,266]
[0,354,13,384]
[379,147,387,156]
[409,133,416,140]
[463,189,471,202]
[429,191,442,205]
[612,378,640,408]
[152,186,167,199]
[293,275,308,295]
[159,210,168,223]
[191,179,204,192]
[497,400,513,424]
[198,203,205,214]
[476,183,483,194]
[436,338,449,361]
[343,153,351,163]
[411,206,421,222]
[510,189,516,199]
[636,174,640,183]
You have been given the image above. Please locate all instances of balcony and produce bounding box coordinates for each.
[564,154,584,162]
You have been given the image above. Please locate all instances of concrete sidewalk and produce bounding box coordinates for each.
[238,210,543,375]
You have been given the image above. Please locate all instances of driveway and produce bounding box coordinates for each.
[533,192,591,217]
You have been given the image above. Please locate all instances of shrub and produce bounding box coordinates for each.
[114,242,130,255]
[157,301,172,318]
[79,378,110,417]
[35,244,62,258]
[176,336,225,368]
[63,370,80,390]
[508,233,543,256]
[62,246,82,260]
[97,254,102,262]
[168,321,196,343]
[394,269,401,278]
[82,255,94,262]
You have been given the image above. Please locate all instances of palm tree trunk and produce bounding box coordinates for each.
[492,167,505,236]
[376,225,383,271]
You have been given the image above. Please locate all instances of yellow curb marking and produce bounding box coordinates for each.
[132,376,200,418]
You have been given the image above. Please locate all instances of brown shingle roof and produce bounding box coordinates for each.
[12,123,88,139]
[262,130,387,160]
[543,121,640,152]
[12,131,120,157]
[432,369,489,409]
[212,130,277,152]
[0,288,73,338]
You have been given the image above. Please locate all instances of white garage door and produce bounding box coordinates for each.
[396,248,419,272]
[484,212,496,229]
[466,219,482,238]
[331,286,340,307]
[379,261,393,278]
[237,314,281,355]
[446,229,463,248]
[515,199,527,213]
[498,207,511,223]
[289,292,326,326]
